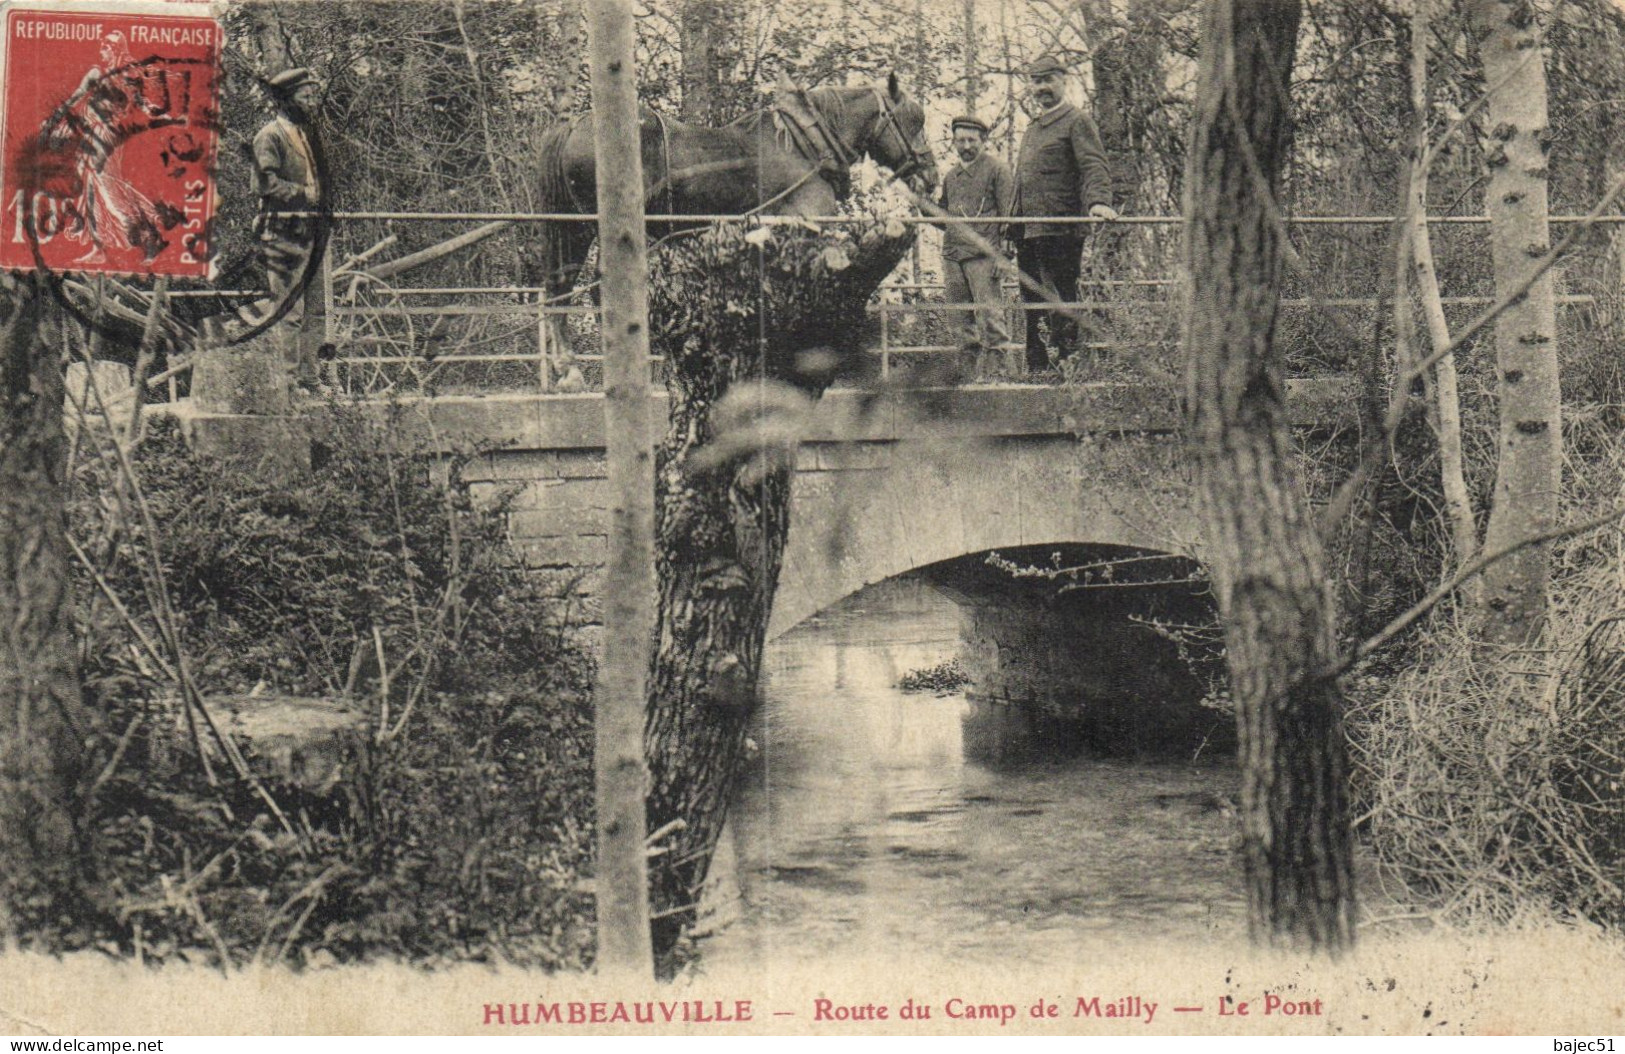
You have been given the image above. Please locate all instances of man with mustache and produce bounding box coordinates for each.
[937,115,1015,378]
[1013,53,1117,375]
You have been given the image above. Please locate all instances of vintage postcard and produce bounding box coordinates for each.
[1,0,1623,1039]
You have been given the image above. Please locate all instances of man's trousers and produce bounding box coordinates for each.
[943,254,1011,356]
[259,219,327,388]
[1017,235,1083,372]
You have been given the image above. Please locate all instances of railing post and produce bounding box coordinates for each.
[880,307,890,379]
[320,237,334,347]
[537,298,553,393]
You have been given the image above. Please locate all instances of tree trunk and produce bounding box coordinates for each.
[643,221,913,973]
[679,0,744,124]
[964,0,980,114]
[1467,0,1560,644]
[1083,0,1175,288]
[536,0,587,120]
[1086,1,1133,213]
[999,0,1016,159]
[1411,0,1480,581]
[0,276,95,938]
[1182,0,1356,952]
[585,0,654,979]
[1340,215,1392,640]
[245,4,293,73]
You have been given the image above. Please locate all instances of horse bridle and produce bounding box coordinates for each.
[861,85,930,185]
[793,84,930,186]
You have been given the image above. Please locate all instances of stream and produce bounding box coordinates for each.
[698,578,1251,968]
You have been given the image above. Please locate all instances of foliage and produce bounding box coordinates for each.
[648,191,917,389]
[897,657,971,694]
[78,408,558,697]
[635,0,964,121]
[54,408,596,970]
[81,673,595,970]
[1350,427,1625,930]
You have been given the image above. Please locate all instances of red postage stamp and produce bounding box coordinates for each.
[0,3,221,277]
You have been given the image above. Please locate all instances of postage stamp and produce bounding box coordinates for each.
[0,3,221,277]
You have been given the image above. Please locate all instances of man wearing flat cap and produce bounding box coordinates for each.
[937,114,1015,376]
[252,67,327,392]
[1013,53,1116,374]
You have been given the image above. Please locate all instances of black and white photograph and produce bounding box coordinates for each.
[0,0,1623,1037]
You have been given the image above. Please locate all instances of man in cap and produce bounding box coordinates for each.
[252,67,327,393]
[1012,53,1116,374]
[937,114,1015,377]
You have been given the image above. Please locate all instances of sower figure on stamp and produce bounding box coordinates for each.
[1012,53,1116,375]
[64,31,168,266]
[937,115,1015,379]
[252,66,328,394]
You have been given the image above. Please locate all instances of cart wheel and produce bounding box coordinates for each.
[334,273,430,396]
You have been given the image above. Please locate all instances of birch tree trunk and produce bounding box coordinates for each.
[999,0,1016,159]
[644,220,912,972]
[1183,0,1356,952]
[1410,0,1481,583]
[1467,0,1561,644]
[585,0,654,978]
[0,276,95,938]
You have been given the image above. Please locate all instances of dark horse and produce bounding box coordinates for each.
[532,74,937,378]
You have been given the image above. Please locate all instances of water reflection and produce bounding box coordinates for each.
[701,579,1248,969]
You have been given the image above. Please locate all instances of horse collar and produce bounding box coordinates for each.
[777,89,855,174]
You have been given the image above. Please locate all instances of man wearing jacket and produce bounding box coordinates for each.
[938,115,1015,376]
[252,66,327,392]
[1013,53,1117,373]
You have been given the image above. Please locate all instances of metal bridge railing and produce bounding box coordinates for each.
[147,210,1625,396]
[867,292,1605,377]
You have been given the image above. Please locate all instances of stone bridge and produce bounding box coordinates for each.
[179,378,1349,749]
[277,379,1347,641]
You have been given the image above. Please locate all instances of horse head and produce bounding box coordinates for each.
[866,73,938,196]
[781,75,938,198]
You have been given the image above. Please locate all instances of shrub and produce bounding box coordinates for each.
[1350,436,1625,929]
[60,404,596,969]
[81,407,570,697]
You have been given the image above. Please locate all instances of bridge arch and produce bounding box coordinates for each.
[774,538,1226,754]
[768,428,1202,638]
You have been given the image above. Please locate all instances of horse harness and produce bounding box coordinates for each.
[554,84,926,224]
[773,90,855,196]
[864,85,930,185]
[773,84,930,195]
